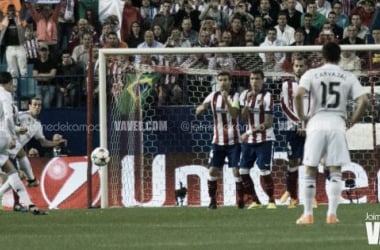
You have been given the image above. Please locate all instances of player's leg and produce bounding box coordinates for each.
[16,148,39,187]
[239,143,261,208]
[296,124,325,224]
[207,144,224,209]
[256,141,276,209]
[1,159,47,215]
[227,144,244,208]
[325,166,342,224]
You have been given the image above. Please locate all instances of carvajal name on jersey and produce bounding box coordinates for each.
[314,71,347,80]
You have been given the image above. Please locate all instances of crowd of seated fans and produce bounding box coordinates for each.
[0,0,379,108]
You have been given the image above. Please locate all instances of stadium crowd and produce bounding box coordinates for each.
[0,0,379,108]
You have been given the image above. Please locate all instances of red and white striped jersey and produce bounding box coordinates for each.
[280,79,310,130]
[239,89,276,143]
[203,91,240,145]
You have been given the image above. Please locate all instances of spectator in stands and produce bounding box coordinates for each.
[300,13,319,45]
[208,41,237,71]
[165,27,191,62]
[228,16,246,46]
[326,11,343,41]
[156,45,184,106]
[135,30,164,65]
[140,0,158,32]
[152,24,167,44]
[83,7,102,36]
[274,11,295,45]
[343,14,369,40]
[57,0,76,55]
[316,0,331,18]
[120,0,142,42]
[332,2,349,29]
[230,2,254,31]
[56,50,84,107]
[340,25,365,44]
[28,148,40,158]
[301,2,326,31]
[339,50,362,72]
[199,0,229,32]
[199,17,219,45]
[98,22,112,47]
[0,4,27,83]
[49,134,69,157]
[175,0,201,32]
[32,43,57,108]
[351,0,376,29]
[126,21,144,48]
[252,15,267,45]
[181,17,198,46]
[68,18,97,53]
[103,31,128,48]
[26,2,62,58]
[251,0,280,29]
[244,30,257,45]
[259,27,286,65]
[283,0,303,30]
[24,24,39,64]
[314,29,337,45]
[71,32,93,68]
[152,0,176,40]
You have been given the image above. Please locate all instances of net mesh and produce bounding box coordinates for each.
[102,47,379,207]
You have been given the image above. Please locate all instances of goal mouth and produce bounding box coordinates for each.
[94,45,380,208]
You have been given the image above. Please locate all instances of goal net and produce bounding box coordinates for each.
[97,45,380,208]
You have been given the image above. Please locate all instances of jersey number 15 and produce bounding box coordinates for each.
[321,81,340,108]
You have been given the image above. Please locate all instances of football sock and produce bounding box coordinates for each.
[241,174,259,203]
[0,178,11,195]
[17,156,35,181]
[327,172,342,216]
[13,190,20,205]
[261,174,274,203]
[207,179,217,200]
[287,168,299,199]
[235,181,244,202]
[304,176,316,215]
[8,173,33,207]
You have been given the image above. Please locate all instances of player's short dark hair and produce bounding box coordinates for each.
[0,71,12,84]
[29,96,42,105]
[217,71,232,80]
[322,42,341,63]
[251,69,264,79]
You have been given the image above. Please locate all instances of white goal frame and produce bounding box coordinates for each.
[98,44,380,208]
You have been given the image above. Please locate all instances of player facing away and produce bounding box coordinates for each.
[294,42,368,224]
[196,71,244,209]
[0,71,46,215]
[279,56,310,208]
[239,70,276,209]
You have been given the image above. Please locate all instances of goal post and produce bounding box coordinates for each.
[97,45,380,208]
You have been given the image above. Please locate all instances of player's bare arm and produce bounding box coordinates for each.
[38,137,67,148]
[349,93,369,126]
[294,86,308,121]
[195,102,210,116]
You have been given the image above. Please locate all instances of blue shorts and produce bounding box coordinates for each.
[239,141,273,171]
[285,130,305,160]
[209,144,241,168]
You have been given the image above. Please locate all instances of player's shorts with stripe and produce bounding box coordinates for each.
[285,130,305,160]
[303,113,350,167]
[240,141,273,171]
[209,144,241,168]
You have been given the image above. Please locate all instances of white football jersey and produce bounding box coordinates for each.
[299,63,366,118]
[16,111,45,147]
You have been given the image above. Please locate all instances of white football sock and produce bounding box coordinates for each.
[17,156,35,180]
[304,176,316,215]
[327,172,342,216]
[8,173,33,206]
[0,179,11,195]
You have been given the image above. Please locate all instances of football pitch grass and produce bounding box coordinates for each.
[0,204,378,250]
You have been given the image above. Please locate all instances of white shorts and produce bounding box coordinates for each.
[8,141,23,159]
[303,113,350,167]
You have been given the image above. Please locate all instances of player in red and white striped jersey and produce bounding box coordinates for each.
[239,69,276,209]
[279,56,309,208]
[196,71,244,209]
